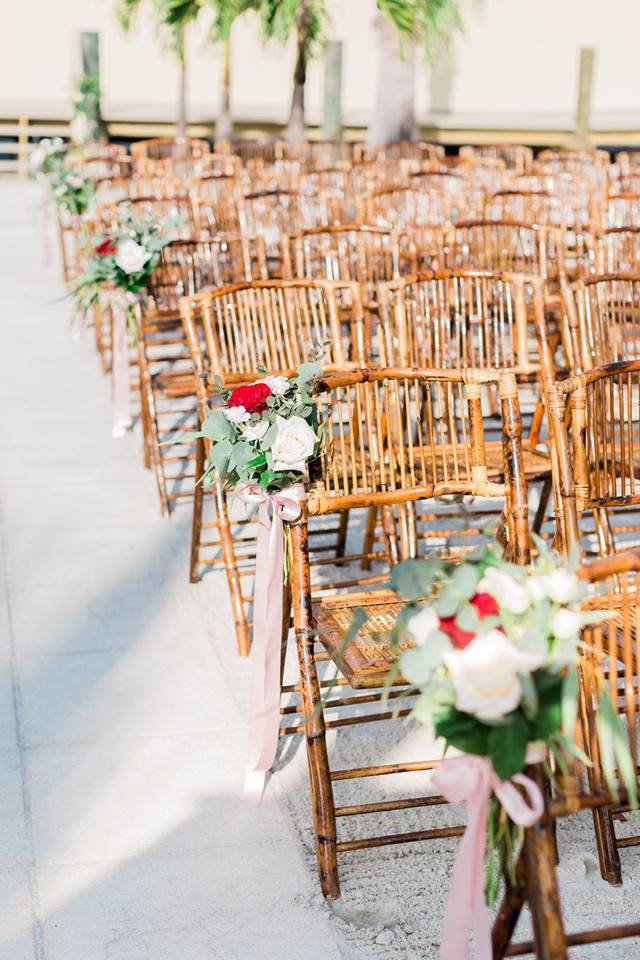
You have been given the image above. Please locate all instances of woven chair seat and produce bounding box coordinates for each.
[315,589,411,688]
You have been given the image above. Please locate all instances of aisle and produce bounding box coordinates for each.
[0,181,343,960]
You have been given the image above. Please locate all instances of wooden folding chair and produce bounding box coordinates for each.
[283,367,532,899]
[493,550,640,958]
[179,278,367,656]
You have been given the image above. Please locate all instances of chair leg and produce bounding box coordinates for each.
[189,439,205,584]
[592,807,623,885]
[295,624,340,900]
[492,857,526,959]
[213,478,251,657]
[532,476,552,535]
[360,506,378,570]
[335,510,349,559]
[524,809,569,959]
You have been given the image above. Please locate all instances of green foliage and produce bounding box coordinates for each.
[258,0,329,58]
[116,0,202,57]
[377,0,463,59]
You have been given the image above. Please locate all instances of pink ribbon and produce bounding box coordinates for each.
[237,483,306,801]
[109,292,134,439]
[431,754,545,960]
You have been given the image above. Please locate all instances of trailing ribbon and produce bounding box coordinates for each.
[236,482,306,801]
[431,754,544,960]
[108,291,134,439]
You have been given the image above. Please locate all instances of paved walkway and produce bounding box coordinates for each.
[0,181,345,960]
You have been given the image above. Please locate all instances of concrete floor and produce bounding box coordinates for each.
[3,180,640,960]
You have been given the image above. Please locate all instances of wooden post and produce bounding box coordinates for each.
[574,47,596,149]
[78,31,107,143]
[322,41,343,141]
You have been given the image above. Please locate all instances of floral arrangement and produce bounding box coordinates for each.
[71,208,172,318]
[28,138,68,180]
[387,540,636,906]
[48,168,95,217]
[189,363,323,493]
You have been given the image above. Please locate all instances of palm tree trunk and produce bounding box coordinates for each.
[177,30,187,137]
[367,14,417,147]
[215,36,233,142]
[287,21,308,144]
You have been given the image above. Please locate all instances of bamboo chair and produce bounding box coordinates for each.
[408,169,483,221]
[283,367,531,899]
[609,174,640,195]
[486,189,599,233]
[350,158,421,194]
[93,175,185,207]
[179,278,367,655]
[376,270,554,543]
[76,153,133,183]
[136,236,269,516]
[162,151,241,180]
[459,143,534,174]
[357,186,452,230]
[115,196,199,238]
[492,551,640,958]
[354,140,444,164]
[548,358,640,561]
[130,136,210,165]
[440,219,593,322]
[591,227,640,274]
[606,192,640,228]
[216,138,286,164]
[616,150,640,176]
[238,190,336,272]
[439,154,507,193]
[567,274,640,375]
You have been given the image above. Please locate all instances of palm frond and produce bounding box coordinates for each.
[377,0,462,58]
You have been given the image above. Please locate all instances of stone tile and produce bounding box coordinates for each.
[0,870,35,960]
[18,634,241,747]
[37,843,342,960]
[11,576,199,657]
[0,666,18,750]
[0,752,29,869]
[3,522,186,590]
[28,730,290,865]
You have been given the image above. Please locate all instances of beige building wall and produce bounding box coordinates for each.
[1,0,639,128]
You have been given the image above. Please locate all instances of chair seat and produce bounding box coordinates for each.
[152,369,197,398]
[315,589,412,689]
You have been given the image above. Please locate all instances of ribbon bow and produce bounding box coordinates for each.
[109,292,135,439]
[237,482,306,801]
[431,755,544,960]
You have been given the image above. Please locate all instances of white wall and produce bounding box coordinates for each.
[1,0,639,128]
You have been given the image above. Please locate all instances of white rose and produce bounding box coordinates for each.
[224,405,250,423]
[260,375,290,396]
[29,147,46,171]
[406,605,440,647]
[443,630,545,721]
[478,567,530,615]
[115,239,152,275]
[551,608,581,641]
[543,570,580,605]
[243,419,269,441]
[67,173,85,189]
[271,414,317,473]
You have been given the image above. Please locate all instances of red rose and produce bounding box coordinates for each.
[439,592,500,649]
[227,382,272,414]
[95,238,117,256]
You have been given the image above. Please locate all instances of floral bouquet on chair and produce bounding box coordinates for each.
[48,168,95,217]
[28,138,68,181]
[182,363,324,799]
[191,362,323,493]
[71,209,172,319]
[386,541,636,953]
